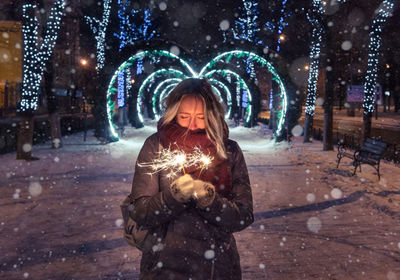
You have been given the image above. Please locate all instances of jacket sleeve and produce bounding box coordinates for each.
[195,141,254,233]
[130,135,188,229]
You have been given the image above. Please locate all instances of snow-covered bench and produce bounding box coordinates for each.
[337,138,388,180]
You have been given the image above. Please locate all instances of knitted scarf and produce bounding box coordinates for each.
[158,120,232,196]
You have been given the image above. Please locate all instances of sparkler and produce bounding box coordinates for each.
[138,146,214,179]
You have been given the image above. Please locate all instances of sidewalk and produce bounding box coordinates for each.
[0,124,399,279]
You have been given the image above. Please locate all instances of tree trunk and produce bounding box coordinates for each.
[49,112,62,148]
[323,65,334,150]
[44,60,63,149]
[303,113,313,142]
[362,111,372,141]
[323,105,333,150]
[268,109,274,130]
[16,115,35,160]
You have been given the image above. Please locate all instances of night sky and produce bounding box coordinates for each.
[1,0,399,84]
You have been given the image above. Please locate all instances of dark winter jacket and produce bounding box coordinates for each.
[130,133,254,280]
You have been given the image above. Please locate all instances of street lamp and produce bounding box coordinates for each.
[80,58,88,66]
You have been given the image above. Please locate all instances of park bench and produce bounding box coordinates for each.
[337,138,388,180]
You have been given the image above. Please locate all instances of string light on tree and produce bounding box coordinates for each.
[363,0,394,114]
[84,0,112,72]
[221,0,262,45]
[20,1,65,112]
[114,0,157,51]
[276,0,291,52]
[304,0,324,117]
[117,71,125,107]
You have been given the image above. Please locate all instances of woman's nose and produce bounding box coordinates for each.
[188,119,197,130]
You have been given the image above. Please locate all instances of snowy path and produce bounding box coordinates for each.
[0,121,399,279]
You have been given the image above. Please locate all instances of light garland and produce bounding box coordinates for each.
[304,0,324,117]
[221,0,263,45]
[276,0,291,52]
[85,0,112,72]
[20,1,65,112]
[363,0,394,114]
[304,0,348,116]
[117,71,125,107]
[234,0,260,42]
[125,67,132,99]
[114,0,157,51]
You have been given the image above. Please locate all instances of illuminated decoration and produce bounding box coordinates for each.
[275,0,291,52]
[264,0,292,52]
[363,0,394,114]
[236,81,242,111]
[199,50,288,136]
[20,1,65,112]
[158,83,179,110]
[304,0,348,116]
[85,0,112,72]
[114,0,158,51]
[246,57,256,78]
[106,50,196,136]
[304,0,325,117]
[208,78,233,118]
[222,0,263,45]
[106,50,287,140]
[152,78,182,118]
[203,69,253,124]
[125,67,132,97]
[137,58,143,75]
[117,71,125,107]
[137,68,187,122]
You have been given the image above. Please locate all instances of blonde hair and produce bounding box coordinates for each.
[161,78,227,159]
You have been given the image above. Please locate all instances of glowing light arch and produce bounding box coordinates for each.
[106,49,288,140]
[137,68,187,122]
[199,50,288,136]
[203,69,252,123]
[152,78,182,118]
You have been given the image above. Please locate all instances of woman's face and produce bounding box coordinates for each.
[176,95,205,130]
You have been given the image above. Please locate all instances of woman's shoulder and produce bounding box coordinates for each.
[141,132,161,150]
[225,139,243,155]
[146,132,160,143]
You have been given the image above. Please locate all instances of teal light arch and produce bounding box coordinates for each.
[203,69,252,123]
[106,49,288,140]
[152,78,183,118]
[208,78,232,119]
[199,50,288,137]
[137,68,187,122]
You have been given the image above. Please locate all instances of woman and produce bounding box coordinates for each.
[130,78,254,279]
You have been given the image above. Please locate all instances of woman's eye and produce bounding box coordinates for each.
[180,116,189,120]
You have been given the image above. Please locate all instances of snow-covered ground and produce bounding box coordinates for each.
[0,120,399,280]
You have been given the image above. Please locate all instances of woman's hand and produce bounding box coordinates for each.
[170,174,195,203]
[192,180,216,209]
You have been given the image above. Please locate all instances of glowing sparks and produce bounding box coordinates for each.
[138,146,214,179]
